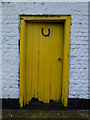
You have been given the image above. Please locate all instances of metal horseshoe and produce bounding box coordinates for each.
[41,28,50,37]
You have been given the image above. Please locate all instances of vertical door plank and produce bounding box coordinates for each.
[44,23,51,103]
[38,23,45,101]
[50,24,57,101]
[54,23,63,101]
[32,23,39,98]
[26,22,33,103]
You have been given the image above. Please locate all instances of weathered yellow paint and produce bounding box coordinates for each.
[20,19,26,107]
[20,16,71,107]
[61,18,71,106]
[21,16,68,21]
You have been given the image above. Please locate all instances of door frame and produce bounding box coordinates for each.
[20,15,71,107]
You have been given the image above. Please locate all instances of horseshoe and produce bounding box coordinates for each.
[41,28,50,37]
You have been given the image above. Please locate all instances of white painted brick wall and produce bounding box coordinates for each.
[0,2,2,98]
[2,2,88,99]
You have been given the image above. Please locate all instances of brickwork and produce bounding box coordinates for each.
[2,2,88,99]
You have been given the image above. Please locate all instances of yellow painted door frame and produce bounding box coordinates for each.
[20,16,71,107]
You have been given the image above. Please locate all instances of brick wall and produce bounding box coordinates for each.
[2,2,88,99]
[88,2,90,99]
[0,2,2,98]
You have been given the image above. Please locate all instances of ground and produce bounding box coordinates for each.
[1,110,89,120]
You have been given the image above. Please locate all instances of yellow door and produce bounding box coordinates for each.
[25,22,63,104]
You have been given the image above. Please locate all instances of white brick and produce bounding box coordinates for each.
[2,2,88,100]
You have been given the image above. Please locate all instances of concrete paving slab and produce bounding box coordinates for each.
[1,110,89,119]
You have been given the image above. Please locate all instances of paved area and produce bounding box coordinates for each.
[1,110,89,119]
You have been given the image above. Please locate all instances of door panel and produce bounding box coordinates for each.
[26,22,64,104]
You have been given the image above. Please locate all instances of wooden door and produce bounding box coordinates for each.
[25,22,64,104]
